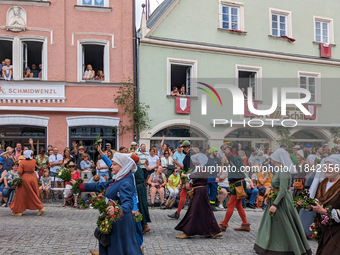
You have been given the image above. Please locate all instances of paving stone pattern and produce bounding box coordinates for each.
[0,204,318,255]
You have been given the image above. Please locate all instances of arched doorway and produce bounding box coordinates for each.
[150,125,207,151]
[224,128,271,157]
[291,130,327,148]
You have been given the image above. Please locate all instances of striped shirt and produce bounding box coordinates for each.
[138,151,149,169]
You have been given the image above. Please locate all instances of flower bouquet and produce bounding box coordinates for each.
[134,212,143,223]
[229,183,235,193]
[12,178,23,187]
[71,179,84,194]
[78,199,89,209]
[94,135,103,147]
[180,168,192,184]
[217,186,221,194]
[90,191,122,235]
[56,166,71,182]
[310,220,322,241]
[268,190,279,217]
[310,206,333,241]
[315,158,322,165]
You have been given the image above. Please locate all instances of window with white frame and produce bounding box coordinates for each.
[78,41,109,82]
[222,5,239,30]
[299,75,317,103]
[236,65,262,100]
[315,21,329,44]
[167,58,197,96]
[314,16,334,45]
[219,1,244,31]
[271,14,287,36]
[0,37,46,81]
[269,8,292,38]
[80,0,106,7]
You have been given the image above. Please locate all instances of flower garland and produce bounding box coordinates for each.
[12,178,23,187]
[180,168,192,184]
[229,183,235,193]
[134,212,143,223]
[71,179,84,194]
[310,206,333,241]
[90,191,122,235]
[292,190,319,210]
[217,186,221,194]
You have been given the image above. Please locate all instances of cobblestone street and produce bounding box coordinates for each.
[0,203,318,255]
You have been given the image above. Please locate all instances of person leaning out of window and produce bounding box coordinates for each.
[95,70,105,81]
[80,153,95,174]
[82,64,95,80]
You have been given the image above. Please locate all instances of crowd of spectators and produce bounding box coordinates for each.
[0,137,339,213]
[0,59,42,80]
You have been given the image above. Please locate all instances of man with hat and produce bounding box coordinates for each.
[206,147,221,211]
[73,145,88,170]
[131,142,138,151]
[104,143,112,153]
[304,144,312,156]
[168,140,191,219]
[290,145,300,165]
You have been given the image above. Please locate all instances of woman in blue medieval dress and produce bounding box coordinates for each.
[71,152,143,255]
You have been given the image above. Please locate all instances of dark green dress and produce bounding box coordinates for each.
[254,171,312,255]
[134,166,151,226]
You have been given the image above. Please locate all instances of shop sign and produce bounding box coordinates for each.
[0,82,65,99]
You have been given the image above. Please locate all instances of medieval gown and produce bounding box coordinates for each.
[254,170,312,255]
[175,168,221,236]
[315,178,340,255]
[79,175,143,255]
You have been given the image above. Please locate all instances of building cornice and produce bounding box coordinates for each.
[141,36,340,67]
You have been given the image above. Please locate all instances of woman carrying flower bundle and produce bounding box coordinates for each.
[10,150,45,216]
[63,162,80,207]
[254,148,311,255]
[71,152,142,255]
[309,154,340,254]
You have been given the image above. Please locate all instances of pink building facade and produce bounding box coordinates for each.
[0,0,135,156]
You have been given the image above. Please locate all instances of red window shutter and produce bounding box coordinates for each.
[244,101,257,117]
[320,43,332,58]
[176,97,191,114]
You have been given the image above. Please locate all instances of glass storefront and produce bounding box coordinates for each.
[0,126,47,151]
[292,130,326,148]
[69,126,118,160]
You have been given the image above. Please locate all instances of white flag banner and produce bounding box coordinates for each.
[180,98,187,111]
[308,105,314,116]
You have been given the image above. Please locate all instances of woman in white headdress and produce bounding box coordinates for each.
[71,152,143,255]
[254,148,311,255]
[309,154,340,254]
[10,150,45,216]
[174,153,222,239]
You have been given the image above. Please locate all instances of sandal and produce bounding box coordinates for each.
[62,203,66,207]
[74,204,78,208]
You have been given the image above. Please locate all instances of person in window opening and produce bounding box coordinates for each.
[242,87,255,99]
[171,86,180,96]
[31,64,39,78]
[83,64,95,80]
[2,59,13,81]
[95,70,105,81]
[179,84,186,95]
[0,61,5,77]
[24,67,33,78]
[38,64,42,78]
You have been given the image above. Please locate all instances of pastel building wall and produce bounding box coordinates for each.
[0,0,134,156]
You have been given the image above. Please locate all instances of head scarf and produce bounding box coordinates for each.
[23,150,33,160]
[111,153,137,181]
[296,150,305,159]
[271,148,297,174]
[310,154,340,198]
[191,153,208,167]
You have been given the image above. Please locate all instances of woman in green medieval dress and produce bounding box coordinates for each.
[254,148,311,255]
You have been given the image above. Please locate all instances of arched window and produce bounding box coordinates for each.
[292,130,326,148]
[151,126,207,151]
